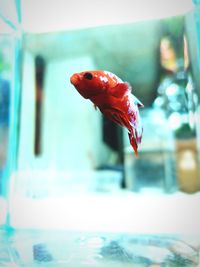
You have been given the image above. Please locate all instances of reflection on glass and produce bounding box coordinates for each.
[0,229,199,267]
[0,41,10,178]
[0,0,21,227]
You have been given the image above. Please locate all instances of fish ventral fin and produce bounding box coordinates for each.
[128,132,139,157]
[109,82,131,98]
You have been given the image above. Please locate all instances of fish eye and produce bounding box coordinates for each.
[84,72,93,80]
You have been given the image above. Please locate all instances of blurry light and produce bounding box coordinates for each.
[179,150,196,170]
[184,35,190,70]
[153,96,165,108]
[160,37,177,72]
[168,112,182,129]
[165,84,179,96]
[188,111,196,129]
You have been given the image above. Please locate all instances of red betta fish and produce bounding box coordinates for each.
[70,70,143,155]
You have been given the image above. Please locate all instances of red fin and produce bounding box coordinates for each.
[101,107,131,129]
[128,132,139,156]
[108,82,131,98]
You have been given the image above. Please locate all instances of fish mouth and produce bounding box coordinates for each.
[70,74,79,86]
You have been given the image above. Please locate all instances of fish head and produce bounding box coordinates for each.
[70,70,121,99]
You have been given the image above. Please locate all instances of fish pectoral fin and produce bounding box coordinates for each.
[101,108,125,127]
[109,82,131,98]
[103,108,132,131]
[133,95,144,108]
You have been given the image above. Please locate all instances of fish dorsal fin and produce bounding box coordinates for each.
[108,82,131,98]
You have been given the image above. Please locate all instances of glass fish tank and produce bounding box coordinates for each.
[0,0,21,226]
[0,0,200,266]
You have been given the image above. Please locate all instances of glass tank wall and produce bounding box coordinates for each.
[0,0,199,226]
[0,0,21,226]
[0,1,200,267]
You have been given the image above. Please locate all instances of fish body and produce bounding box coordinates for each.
[70,70,143,155]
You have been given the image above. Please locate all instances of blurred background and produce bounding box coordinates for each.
[1,1,200,266]
[15,2,200,195]
[0,0,200,234]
